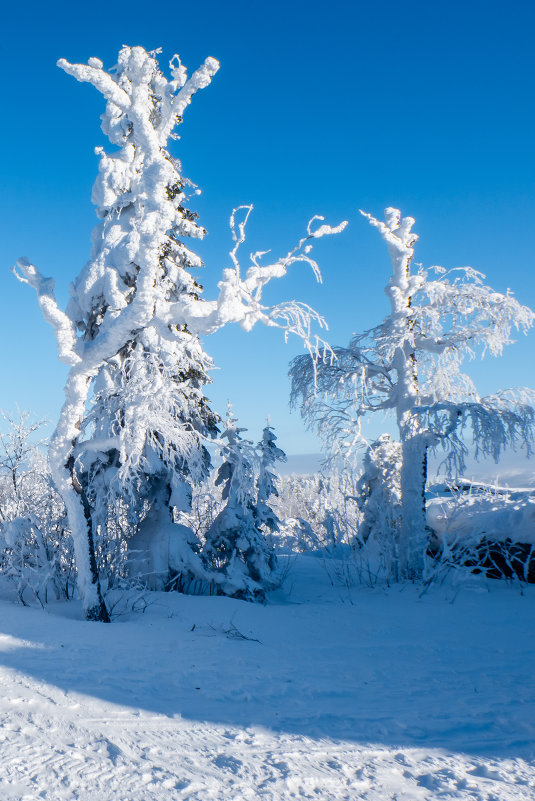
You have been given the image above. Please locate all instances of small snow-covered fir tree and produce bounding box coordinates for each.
[203,407,278,601]
[354,434,402,581]
[255,422,287,537]
[15,45,345,620]
[291,208,535,580]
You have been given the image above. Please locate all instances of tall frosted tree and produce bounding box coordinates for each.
[15,45,345,620]
[67,48,221,593]
[291,208,535,579]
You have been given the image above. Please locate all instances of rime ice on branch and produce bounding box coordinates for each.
[290,207,535,579]
[15,45,345,620]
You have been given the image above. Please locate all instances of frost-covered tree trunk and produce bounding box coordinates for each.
[381,208,430,577]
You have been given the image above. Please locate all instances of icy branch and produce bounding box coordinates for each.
[173,57,220,117]
[168,206,347,354]
[57,58,130,111]
[418,388,535,475]
[12,259,82,366]
[360,207,418,268]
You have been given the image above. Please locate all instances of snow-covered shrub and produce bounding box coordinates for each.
[16,45,345,620]
[188,476,224,543]
[0,413,74,605]
[271,516,322,554]
[291,208,535,581]
[425,481,535,584]
[352,435,402,583]
[274,471,361,554]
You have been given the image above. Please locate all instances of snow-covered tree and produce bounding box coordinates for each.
[353,434,402,581]
[290,208,535,579]
[202,407,278,601]
[15,45,345,620]
[255,423,287,537]
[0,413,73,604]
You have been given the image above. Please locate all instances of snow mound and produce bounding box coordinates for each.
[428,482,535,545]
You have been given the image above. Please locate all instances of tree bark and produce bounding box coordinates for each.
[67,456,110,622]
[398,424,429,579]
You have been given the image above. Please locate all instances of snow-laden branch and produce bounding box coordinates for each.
[72,436,121,457]
[417,387,535,475]
[12,259,82,366]
[360,207,419,300]
[411,270,534,357]
[57,57,130,111]
[173,56,220,117]
[361,207,418,252]
[157,54,220,141]
[167,205,347,355]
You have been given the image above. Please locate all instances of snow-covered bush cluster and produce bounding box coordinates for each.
[6,44,535,620]
[272,471,359,553]
[424,480,535,584]
[0,413,74,605]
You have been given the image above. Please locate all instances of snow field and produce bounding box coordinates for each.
[0,555,534,800]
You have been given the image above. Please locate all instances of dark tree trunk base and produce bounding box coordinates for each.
[85,600,111,623]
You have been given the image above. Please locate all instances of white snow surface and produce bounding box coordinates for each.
[0,556,534,800]
[428,484,535,544]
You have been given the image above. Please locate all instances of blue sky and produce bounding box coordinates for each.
[1,0,535,457]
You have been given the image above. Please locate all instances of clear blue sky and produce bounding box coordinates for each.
[1,0,534,457]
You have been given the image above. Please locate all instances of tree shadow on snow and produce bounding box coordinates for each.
[0,571,534,761]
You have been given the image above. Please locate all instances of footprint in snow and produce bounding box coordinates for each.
[212,754,243,775]
[103,738,123,766]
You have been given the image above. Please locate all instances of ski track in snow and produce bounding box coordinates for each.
[0,557,534,800]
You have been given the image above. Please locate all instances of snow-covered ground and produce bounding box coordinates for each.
[0,556,534,800]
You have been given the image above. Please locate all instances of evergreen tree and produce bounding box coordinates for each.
[203,407,278,601]
[64,49,221,590]
[255,422,287,536]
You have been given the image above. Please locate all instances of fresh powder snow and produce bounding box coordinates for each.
[0,556,534,800]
